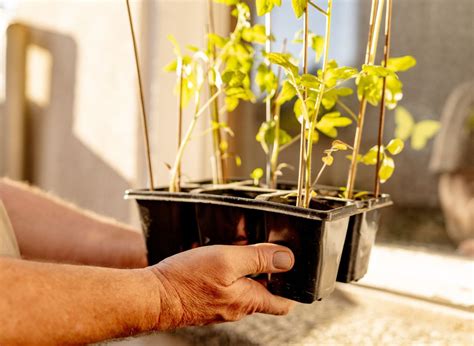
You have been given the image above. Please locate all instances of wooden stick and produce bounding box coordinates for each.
[374,0,393,197]
[345,0,383,199]
[176,60,185,192]
[296,3,310,207]
[265,12,272,186]
[125,0,155,190]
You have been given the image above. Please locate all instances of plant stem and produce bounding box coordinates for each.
[296,2,310,208]
[265,12,272,187]
[345,0,384,199]
[279,134,301,152]
[269,40,288,189]
[336,100,358,122]
[169,90,223,192]
[312,163,328,189]
[125,0,155,190]
[270,102,282,188]
[374,0,392,197]
[303,0,333,208]
[207,0,226,184]
[175,59,185,192]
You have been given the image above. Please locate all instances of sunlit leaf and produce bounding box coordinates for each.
[322,154,334,166]
[411,120,441,150]
[387,56,417,72]
[250,168,264,185]
[385,138,404,155]
[379,156,395,183]
[255,0,282,16]
[395,106,415,141]
[276,80,297,105]
[291,0,306,18]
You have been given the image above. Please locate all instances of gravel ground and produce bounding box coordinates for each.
[109,284,473,346]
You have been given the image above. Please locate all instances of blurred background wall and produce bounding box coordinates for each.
[0,0,225,224]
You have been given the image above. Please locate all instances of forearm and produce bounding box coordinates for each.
[0,178,146,268]
[0,258,160,345]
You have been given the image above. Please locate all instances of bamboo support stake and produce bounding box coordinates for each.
[374,0,393,197]
[265,12,272,186]
[345,0,384,199]
[126,0,155,190]
[207,0,226,184]
[303,0,332,208]
[175,60,185,192]
[296,3,310,207]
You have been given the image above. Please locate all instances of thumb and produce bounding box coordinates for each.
[226,243,295,281]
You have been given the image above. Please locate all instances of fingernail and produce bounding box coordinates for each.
[273,251,292,270]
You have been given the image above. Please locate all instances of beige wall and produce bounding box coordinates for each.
[0,0,226,223]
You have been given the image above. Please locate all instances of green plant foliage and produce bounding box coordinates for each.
[315,111,352,138]
[293,30,324,62]
[356,56,416,109]
[360,139,404,184]
[256,120,292,153]
[276,80,297,105]
[255,0,282,16]
[255,63,278,96]
[291,0,307,18]
[250,167,264,185]
[395,106,441,150]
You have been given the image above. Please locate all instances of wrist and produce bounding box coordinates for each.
[129,268,163,333]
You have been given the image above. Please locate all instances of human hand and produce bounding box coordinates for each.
[148,244,295,330]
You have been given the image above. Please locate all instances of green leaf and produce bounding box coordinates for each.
[379,156,395,183]
[256,63,278,94]
[266,52,299,76]
[256,120,292,153]
[256,0,282,16]
[291,0,307,18]
[361,146,383,165]
[322,154,334,166]
[316,113,352,138]
[276,80,297,105]
[163,59,178,72]
[250,168,264,185]
[208,33,229,49]
[301,74,322,89]
[242,24,269,44]
[395,106,415,141]
[167,34,182,57]
[411,120,441,150]
[387,56,417,72]
[322,87,353,109]
[385,138,404,155]
[235,155,242,167]
[332,140,350,151]
[312,35,324,62]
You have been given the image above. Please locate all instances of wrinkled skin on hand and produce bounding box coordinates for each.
[149,244,295,329]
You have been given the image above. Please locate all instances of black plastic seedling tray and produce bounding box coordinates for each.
[125,184,358,303]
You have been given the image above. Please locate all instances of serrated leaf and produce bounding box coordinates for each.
[386,138,404,155]
[266,52,299,76]
[411,120,441,150]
